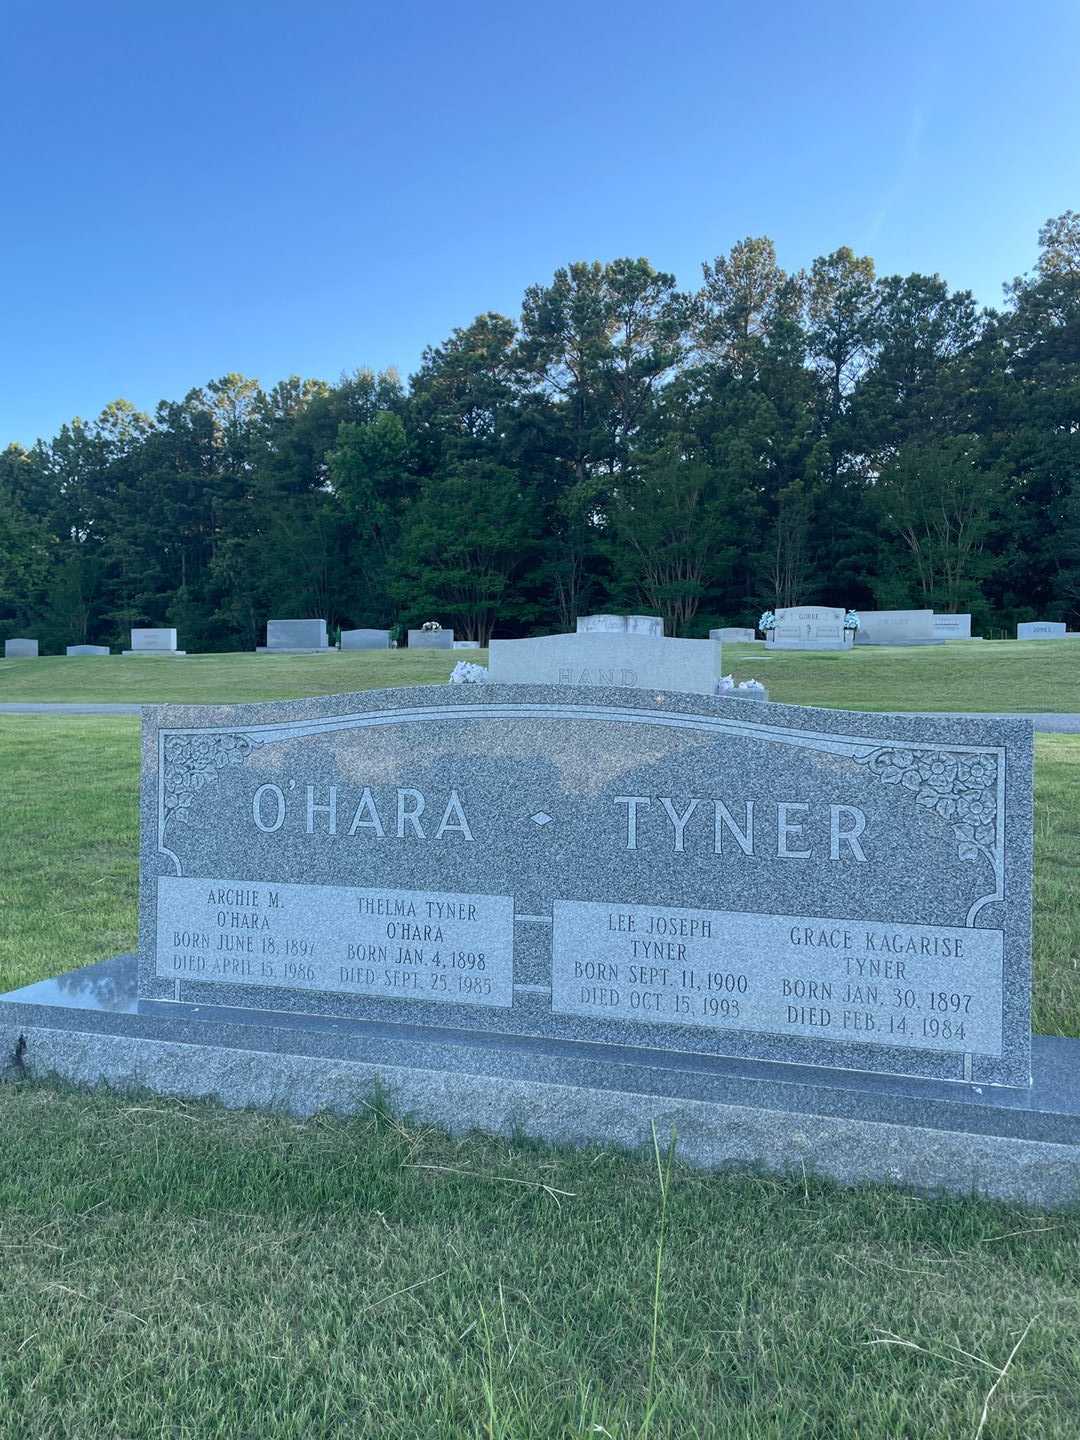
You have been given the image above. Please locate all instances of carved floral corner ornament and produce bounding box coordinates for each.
[852,746,999,871]
[162,732,263,831]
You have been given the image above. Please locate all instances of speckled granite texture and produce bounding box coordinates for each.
[137,685,1033,1087]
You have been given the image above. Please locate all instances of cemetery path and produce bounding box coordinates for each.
[0,702,143,714]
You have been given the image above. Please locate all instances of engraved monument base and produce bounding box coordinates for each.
[4,955,1080,1210]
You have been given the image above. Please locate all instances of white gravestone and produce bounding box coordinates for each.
[854,610,940,646]
[932,615,973,640]
[766,607,852,651]
[453,641,481,649]
[4,638,38,658]
[489,631,721,697]
[1017,622,1067,640]
[577,614,663,637]
[66,645,111,656]
[124,629,185,656]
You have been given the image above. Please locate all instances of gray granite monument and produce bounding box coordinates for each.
[489,632,721,696]
[9,686,1080,1204]
[66,645,111,656]
[854,610,942,646]
[711,628,758,643]
[1017,622,1067,640]
[4,638,38,658]
[340,629,391,650]
[453,641,481,650]
[932,614,973,641]
[408,629,454,649]
[766,607,853,651]
[577,615,664,637]
[258,619,330,653]
[124,628,185,656]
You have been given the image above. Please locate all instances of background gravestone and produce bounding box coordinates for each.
[408,629,454,649]
[453,640,480,649]
[340,629,390,650]
[854,610,941,646]
[124,628,184,655]
[1017,622,1067,639]
[66,645,111,656]
[711,628,757,643]
[766,607,852,650]
[577,615,663,636]
[258,619,329,652]
[4,638,38,658]
[932,614,973,640]
[489,631,721,695]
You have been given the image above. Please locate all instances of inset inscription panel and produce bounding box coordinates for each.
[157,878,514,1008]
[552,900,1004,1057]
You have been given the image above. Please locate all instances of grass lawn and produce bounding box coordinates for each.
[1,637,1079,711]
[2,703,1080,1437]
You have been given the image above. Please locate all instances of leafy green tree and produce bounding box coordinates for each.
[393,462,538,644]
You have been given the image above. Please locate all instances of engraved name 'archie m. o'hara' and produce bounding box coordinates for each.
[247,782,869,862]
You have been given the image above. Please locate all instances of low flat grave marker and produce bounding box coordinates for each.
[66,645,111,656]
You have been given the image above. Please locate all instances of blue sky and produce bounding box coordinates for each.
[2,0,1078,446]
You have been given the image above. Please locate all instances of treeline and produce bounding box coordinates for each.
[2,214,1079,650]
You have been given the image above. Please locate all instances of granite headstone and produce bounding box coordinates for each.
[4,638,38,658]
[711,628,757,643]
[124,628,185,656]
[766,607,853,651]
[138,685,1030,1088]
[855,610,941,646]
[258,619,329,653]
[577,615,663,637]
[1017,622,1067,640]
[66,645,111,656]
[340,629,391,650]
[932,614,973,641]
[408,629,454,649]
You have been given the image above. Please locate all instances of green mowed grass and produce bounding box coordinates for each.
[2,712,1080,1437]
[1,1083,1078,1439]
[1,637,1079,711]
[0,648,467,702]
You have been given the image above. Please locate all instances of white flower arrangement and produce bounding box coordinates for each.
[421,619,443,632]
[450,661,488,685]
[715,675,767,697]
[758,610,776,632]
[844,610,860,632]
